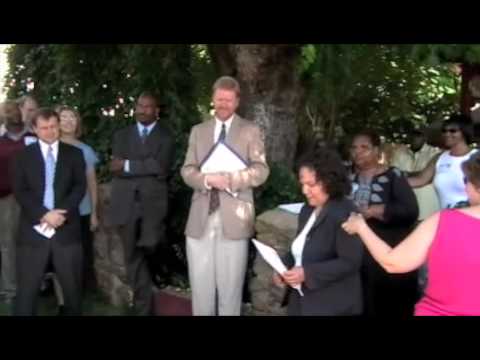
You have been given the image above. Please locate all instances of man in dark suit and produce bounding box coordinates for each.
[109,92,175,315]
[12,108,86,316]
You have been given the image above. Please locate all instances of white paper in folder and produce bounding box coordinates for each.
[251,239,304,296]
[200,142,247,174]
[200,142,248,198]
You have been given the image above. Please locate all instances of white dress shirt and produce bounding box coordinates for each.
[136,121,157,137]
[291,209,318,267]
[213,116,233,143]
[38,139,59,162]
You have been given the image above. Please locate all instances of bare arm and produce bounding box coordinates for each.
[342,212,440,273]
[86,167,99,230]
[407,153,441,188]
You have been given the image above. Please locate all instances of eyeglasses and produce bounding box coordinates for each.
[442,128,460,134]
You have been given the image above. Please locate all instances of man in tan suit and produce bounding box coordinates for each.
[181,76,269,315]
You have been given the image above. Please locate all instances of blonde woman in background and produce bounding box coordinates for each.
[58,105,99,292]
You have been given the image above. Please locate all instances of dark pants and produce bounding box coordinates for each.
[80,215,97,291]
[118,201,155,316]
[362,255,418,317]
[14,239,83,316]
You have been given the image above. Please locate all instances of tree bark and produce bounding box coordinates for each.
[208,44,304,169]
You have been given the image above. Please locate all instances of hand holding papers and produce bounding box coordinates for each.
[252,239,304,296]
[200,142,248,197]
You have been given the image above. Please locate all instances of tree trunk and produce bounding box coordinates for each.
[208,44,304,169]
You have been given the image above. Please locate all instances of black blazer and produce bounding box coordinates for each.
[284,198,364,316]
[12,141,86,247]
[109,121,175,246]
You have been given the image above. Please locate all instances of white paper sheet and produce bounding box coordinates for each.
[24,136,38,146]
[278,202,304,215]
[33,223,56,239]
[201,142,248,198]
[252,239,304,296]
[201,142,247,174]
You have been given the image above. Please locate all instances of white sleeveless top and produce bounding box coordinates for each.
[433,149,477,209]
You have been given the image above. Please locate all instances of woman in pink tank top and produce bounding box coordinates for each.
[342,152,480,316]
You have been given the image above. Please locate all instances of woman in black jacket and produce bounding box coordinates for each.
[273,148,364,315]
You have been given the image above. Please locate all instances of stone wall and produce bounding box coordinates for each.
[249,208,298,315]
[94,183,132,307]
[95,184,299,315]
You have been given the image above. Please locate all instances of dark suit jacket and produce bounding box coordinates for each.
[12,141,86,247]
[284,198,364,316]
[109,121,174,247]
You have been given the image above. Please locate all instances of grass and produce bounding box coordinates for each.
[0,290,126,316]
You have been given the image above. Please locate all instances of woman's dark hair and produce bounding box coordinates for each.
[351,129,381,148]
[442,113,474,145]
[462,151,480,189]
[297,147,351,200]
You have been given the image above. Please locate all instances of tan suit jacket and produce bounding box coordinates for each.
[390,143,441,220]
[181,115,269,240]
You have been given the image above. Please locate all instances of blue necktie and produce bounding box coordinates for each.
[141,126,148,144]
[43,146,55,210]
[218,124,226,143]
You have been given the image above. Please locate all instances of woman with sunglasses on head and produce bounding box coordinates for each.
[408,114,477,210]
[342,152,480,315]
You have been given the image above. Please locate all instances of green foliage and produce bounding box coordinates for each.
[190,44,217,117]
[255,163,303,216]
[0,291,124,316]
[406,44,480,64]
[298,44,462,150]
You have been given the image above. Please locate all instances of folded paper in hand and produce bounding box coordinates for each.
[34,224,56,239]
[252,239,304,296]
[200,142,248,197]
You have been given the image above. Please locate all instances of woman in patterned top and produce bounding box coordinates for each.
[350,130,419,317]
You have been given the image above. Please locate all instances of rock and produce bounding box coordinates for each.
[249,208,298,316]
[93,183,131,308]
[95,184,299,316]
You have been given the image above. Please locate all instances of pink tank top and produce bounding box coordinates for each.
[415,210,480,316]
